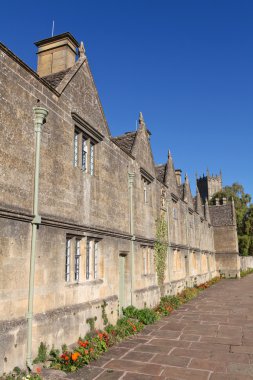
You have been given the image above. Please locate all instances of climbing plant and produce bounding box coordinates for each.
[154,215,168,296]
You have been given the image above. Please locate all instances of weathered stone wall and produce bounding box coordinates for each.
[0,38,226,374]
[240,256,253,271]
[213,226,238,254]
[0,296,118,374]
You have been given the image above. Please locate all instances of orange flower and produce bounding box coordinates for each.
[36,367,41,374]
[71,352,81,361]
[84,350,89,355]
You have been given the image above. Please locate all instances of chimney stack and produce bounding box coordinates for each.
[175,169,182,186]
[35,32,79,77]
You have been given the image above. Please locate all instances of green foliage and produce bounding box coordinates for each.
[86,317,97,332]
[101,301,109,326]
[239,235,250,256]
[154,216,168,293]
[122,306,138,319]
[244,206,253,237]
[161,295,181,309]
[210,183,252,256]
[115,317,143,337]
[50,318,143,372]
[31,278,221,375]
[0,368,42,380]
[33,342,48,364]
[155,277,221,316]
[240,268,253,277]
[249,238,253,256]
[123,306,158,325]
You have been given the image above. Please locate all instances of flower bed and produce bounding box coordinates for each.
[0,367,42,380]
[48,277,220,373]
[0,277,220,378]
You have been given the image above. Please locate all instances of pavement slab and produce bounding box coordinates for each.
[42,275,253,379]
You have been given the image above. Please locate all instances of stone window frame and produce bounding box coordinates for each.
[65,238,71,282]
[173,207,178,220]
[140,167,154,205]
[65,235,102,284]
[72,112,104,175]
[173,248,183,272]
[141,245,154,276]
[86,237,100,281]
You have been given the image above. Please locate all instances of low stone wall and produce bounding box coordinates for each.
[216,253,240,278]
[1,269,219,374]
[0,296,118,374]
[240,256,253,271]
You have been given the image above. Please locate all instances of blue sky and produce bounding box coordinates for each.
[1,0,252,198]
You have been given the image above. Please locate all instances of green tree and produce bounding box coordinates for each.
[244,205,253,236]
[249,238,253,256]
[238,235,250,256]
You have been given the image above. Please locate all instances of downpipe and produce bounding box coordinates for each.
[26,107,48,369]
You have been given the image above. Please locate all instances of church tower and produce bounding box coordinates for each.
[197,170,222,203]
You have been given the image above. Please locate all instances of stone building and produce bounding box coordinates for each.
[197,171,223,202]
[0,32,240,373]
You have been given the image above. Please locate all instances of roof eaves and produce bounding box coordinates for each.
[0,42,60,97]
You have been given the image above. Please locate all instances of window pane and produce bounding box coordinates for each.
[86,239,90,280]
[74,131,78,167]
[144,186,147,203]
[94,241,98,279]
[90,143,94,175]
[65,238,71,282]
[75,240,80,281]
[82,137,87,171]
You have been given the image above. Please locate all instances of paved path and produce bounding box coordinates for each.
[43,275,253,380]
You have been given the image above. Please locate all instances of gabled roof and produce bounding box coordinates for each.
[155,164,166,184]
[131,113,156,176]
[42,68,71,88]
[182,174,194,209]
[111,132,136,155]
[195,186,204,216]
[155,152,180,198]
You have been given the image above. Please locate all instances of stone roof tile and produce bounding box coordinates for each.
[42,68,71,88]
[111,132,136,155]
[155,164,166,183]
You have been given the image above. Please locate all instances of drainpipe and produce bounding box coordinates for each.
[185,206,190,286]
[166,195,172,285]
[128,172,135,305]
[26,106,48,369]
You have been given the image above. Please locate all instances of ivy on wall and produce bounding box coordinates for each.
[154,215,168,295]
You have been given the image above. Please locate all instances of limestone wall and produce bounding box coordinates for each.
[240,256,253,270]
[0,41,220,374]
